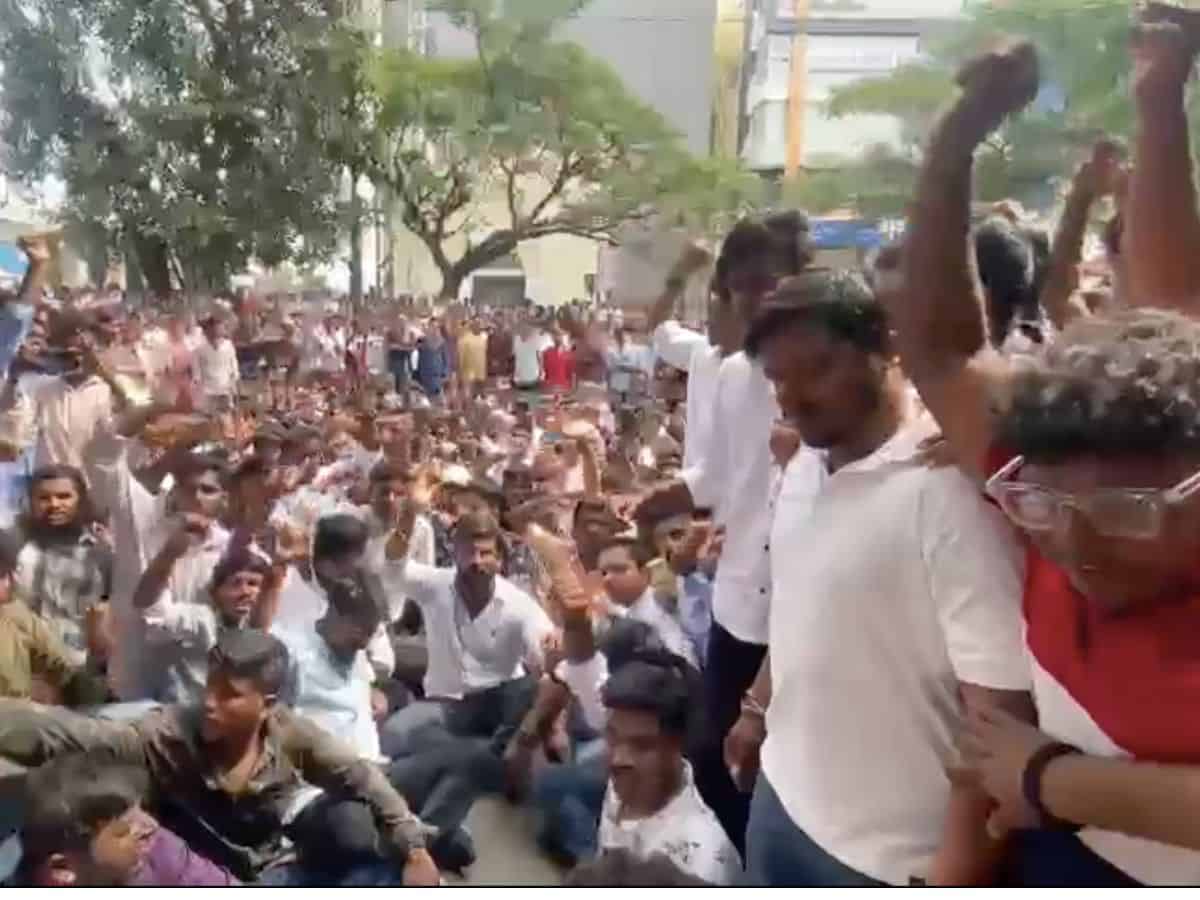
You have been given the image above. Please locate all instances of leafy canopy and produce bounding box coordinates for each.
[369,0,758,296]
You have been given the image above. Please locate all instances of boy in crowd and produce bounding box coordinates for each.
[0,630,440,886]
[597,650,739,885]
[18,754,237,886]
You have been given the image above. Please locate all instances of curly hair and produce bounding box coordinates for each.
[994,309,1200,462]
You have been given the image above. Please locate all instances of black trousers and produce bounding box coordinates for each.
[694,621,766,856]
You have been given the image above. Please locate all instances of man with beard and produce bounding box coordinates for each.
[11,465,112,669]
[378,510,555,760]
[727,272,1031,885]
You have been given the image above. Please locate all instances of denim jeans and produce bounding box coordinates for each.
[532,742,608,865]
[380,677,537,759]
[746,775,883,887]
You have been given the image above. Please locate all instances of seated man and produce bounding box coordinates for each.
[0,630,439,886]
[143,546,280,704]
[379,510,554,759]
[596,651,739,885]
[17,754,237,886]
[277,572,493,873]
[0,528,107,706]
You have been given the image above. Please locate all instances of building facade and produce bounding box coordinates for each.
[381,0,720,307]
[741,0,963,175]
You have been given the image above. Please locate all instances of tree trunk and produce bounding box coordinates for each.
[439,268,463,304]
[349,183,364,307]
[130,230,174,300]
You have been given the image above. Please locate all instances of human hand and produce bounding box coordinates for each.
[953,41,1040,142]
[401,848,441,887]
[17,234,53,265]
[669,241,712,281]
[164,513,210,559]
[371,687,390,722]
[724,708,766,793]
[955,706,1055,838]
[1072,140,1126,201]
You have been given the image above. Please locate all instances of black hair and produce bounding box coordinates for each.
[596,535,653,569]
[21,754,150,867]
[598,618,665,671]
[566,850,710,887]
[453,509,501,546]
[369,460,416,486]
[995,309,1200,462]
[325,569,386,631]
[764,208,815,274]
[744,269,888,358]
[210,547,271,592]
[231,454,269,482]
[312,514,368,563]
[172,451,229,484]
[602,649,696,739]
[973,216,1043,346]
[460,477,504,509]
[713,219,773,301]
[207,629,289,698]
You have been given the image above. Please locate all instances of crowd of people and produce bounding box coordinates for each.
[1,4,1200,887]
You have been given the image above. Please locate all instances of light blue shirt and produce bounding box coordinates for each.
[276,624,381,761]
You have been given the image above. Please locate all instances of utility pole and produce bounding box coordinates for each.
[785,0,810,177]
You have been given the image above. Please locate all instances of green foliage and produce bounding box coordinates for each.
[0,0,364,294]
[793,0,1145,217]
[369,0,758,297]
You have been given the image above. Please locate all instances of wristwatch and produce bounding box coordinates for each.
[1021,741,1082,831]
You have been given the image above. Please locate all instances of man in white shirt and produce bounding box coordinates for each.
[597,651,740,885]
[378,509,554,759]
[86,427,234,703]
[512,321,550,391]
[731,271,1032,886]
[3,311,122,478]
[635,216,808,852]
[192,316,240,410]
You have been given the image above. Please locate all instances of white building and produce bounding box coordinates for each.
[741,0,963,173]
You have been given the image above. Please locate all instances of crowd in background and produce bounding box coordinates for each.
[1,4,1200,888]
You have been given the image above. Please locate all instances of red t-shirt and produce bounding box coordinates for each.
[543,345,575,390]
[988,445,1200,758]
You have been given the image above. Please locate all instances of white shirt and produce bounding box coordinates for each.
[16,374,114,477]
[513,332,550,384]
[761,421,1030,885]
[598,761,741,885]
[681,352,777,644]
[652,322,722,470]
[86,428,235,700]
[277,624,382,762]
[614,589,698,670]
[193,336,240,397]
[272,567,396,680]
[387,561,554,699]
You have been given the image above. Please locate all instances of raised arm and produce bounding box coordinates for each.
[647,242,712,334]
[1126,10,1200,310]
[894,43,1039,480]
[1040,142,1124,329]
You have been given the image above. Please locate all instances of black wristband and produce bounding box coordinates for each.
[1021,741,1082,832]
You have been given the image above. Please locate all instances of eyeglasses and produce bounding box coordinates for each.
[985,456,1200,541]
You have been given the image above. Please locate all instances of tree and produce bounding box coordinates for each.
[0,0,365,295]
[786,0,1140,217]
[369,0,757,300]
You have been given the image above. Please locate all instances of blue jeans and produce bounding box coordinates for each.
[532,745,608,865]
[746,775,883,887]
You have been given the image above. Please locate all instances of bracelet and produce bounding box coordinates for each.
[1021,741,1082,832]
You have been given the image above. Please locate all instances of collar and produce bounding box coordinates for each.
[606,759,698,827]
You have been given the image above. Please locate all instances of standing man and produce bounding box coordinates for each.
[636,213,811,853]
[193,316,240,412]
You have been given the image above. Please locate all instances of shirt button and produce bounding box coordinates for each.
[759,588,767,595]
